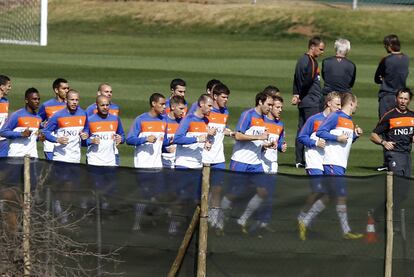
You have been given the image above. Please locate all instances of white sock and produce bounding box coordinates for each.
[215,208,224,229]
[336,204,351,234]
[238,194,263,226]
[297,211,307,221]
[303,199,325,227]
[133,203,146,230]
[208,207,220,226]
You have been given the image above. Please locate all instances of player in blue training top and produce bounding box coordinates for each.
[314,92,364,240]
[0,87,42,158]
[187,79,221,115]
[43,89,89,164]
[296,91,341,240]
[217,91,273,234]
[162,95,186,168]
[250,93,287,237]
[38,78,69,160]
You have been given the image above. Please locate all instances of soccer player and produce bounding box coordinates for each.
[86,95,125,166]
[85,83,120,116]
[292,36,325,168]
[0,88,42,158]
[250,94,287,236]
[38,78,70,160]
[370,88,414,219]
[165,79,187,115]
[314,92,363,239]
[201,84,234,230]
[162,95,187,168]
[296,91,341,240]
[126,93,168,231]
[174,94,214,169]
[126,93,167,168]
[0,75,12,157]
[374,34,409,171]
[43,89,89,163]
[86,83,121,165]
[321,39,356,106]
[217,91,273,233]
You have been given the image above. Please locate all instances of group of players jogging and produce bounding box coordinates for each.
[0,33,412,240]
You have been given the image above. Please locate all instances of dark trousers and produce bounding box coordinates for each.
[295,106,320,164]
[379,94,397,166]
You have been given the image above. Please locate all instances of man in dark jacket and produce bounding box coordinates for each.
[292,36,325,168]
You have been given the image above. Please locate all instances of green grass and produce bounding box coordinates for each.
[1,1,414,175]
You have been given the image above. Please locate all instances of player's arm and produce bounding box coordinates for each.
[234,111,267,141]
[297,117,318,148]
[277,128,287,152]
[0,113,24,139]
[42,115,59,143]
[370,117,395,150]
[374,58,386,84]
[350,62,356,88]
[126,117,148,146]
[316,113,345,142]
[173,118,199,145]
[115,117,126,145]
[80,115,89,140]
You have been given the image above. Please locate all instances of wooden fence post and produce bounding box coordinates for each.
[197,164,210,277]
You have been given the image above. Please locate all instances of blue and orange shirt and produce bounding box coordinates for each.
[231,108,266,165]
[298,112,326,170]
[0,108,41,158]
[38,98,66,152]
[262,116,284,172]
[174,113,209,169]
[0,97,9,141]
[162,114,181,168]
[86,114,125,166]
[126,112,166,168]
[202,106,229,164]
[43,108,88,163]
[316,110,357,169]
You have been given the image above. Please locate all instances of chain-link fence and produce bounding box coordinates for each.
[0,157,413,276]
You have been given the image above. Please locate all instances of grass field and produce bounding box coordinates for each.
[1,0,414,175]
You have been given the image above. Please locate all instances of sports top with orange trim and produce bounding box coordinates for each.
[0,108,41,158]
[86,103,120,117]
[373,108,414,153]
[174,113,209,169]
[261,116,285,174]
[38,98,67,153]
[231,108,267,165]
[126,112,167,168]
[43,108,88,163]
[202,106,229,165]
[297,112,327,171]
[86,113,125,166]
[161,114,182,168]
[316,110,358,170]
[0,98,9,141]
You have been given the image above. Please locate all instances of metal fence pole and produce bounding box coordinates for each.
[23,155,32,276]
[197,164,210,277]
[385,171,393,277]
[352,0,358,10]
[96,192,102,277]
